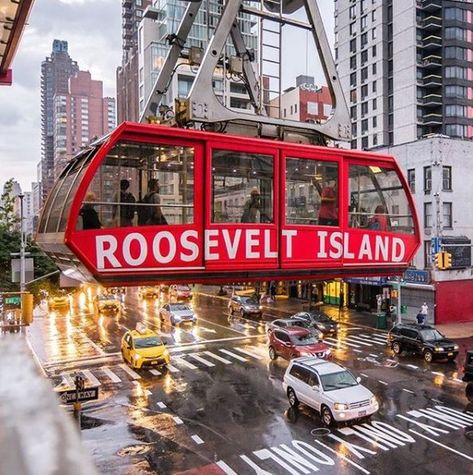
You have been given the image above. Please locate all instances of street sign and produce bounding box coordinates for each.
[56,386,99,404]
[431,236,442,253]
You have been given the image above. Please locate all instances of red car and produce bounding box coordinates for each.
[268,327,331,361]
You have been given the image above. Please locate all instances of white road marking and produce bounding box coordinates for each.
[169,344,206,353]
[166,364,181,373]
[216,461,238,475]
[324,340,348,350]
[173,357,198,370]
[60,373,75,388]
[378,380,388,386]
[431,371,444,376]
[101,367,122,383]
[431,398,443,404]
[355,334,387,346]
[157,402,167,409]
[313,440,370,475]
[360,373,369,378]
[373,332,388,338]
[197,316,247,335]
[191,434,204,445]
[403,388,415,394]
[173,416,184,425]
[188,353,215,367]
[199,327,217,334]
[353,349,362,353]
[453,378,464,383]
[344,336,373,347]
[84,336,106,356]
[219,349,247,362]
[119,364,141,380]
[326,337,360,348]
[82,369,101,387]
[410,429,473,461]
[407,364,419,370]
[203,351,232,364]
[369,354,379,358]
[235,347,263,359]
[149,369,162,376]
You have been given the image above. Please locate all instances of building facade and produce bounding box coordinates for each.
[40,40,79,204]
[116,0,152,123]
[53,71,116,178]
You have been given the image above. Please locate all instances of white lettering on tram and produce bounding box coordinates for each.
[181,230,199,262]
[264,230,278,258]
[123,233,147,266]
[247,230,260,259]
[152,231,176,264]
[96,235,121,268]
[222,229,241,259]
[205,229,219,260]
[282,230,297,258]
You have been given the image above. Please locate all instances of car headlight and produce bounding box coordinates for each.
[193,314,198,319]
[434,347,443,352]
[133,354,141,361]
[454,344,459,350]
[370,396,377,406]
[318,323,325,329]
[259,305,263,310]
[334,403,348,411]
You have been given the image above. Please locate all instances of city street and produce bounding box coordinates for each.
[26,289,473,475]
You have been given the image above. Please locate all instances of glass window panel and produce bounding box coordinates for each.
[77,141,195,230]
[212,150,273,224]
[348,165,414,234]
[286,158,339,226]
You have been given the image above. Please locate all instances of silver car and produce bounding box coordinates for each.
[160,303,196,326]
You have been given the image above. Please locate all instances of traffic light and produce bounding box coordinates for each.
[444,252,452,269]
[21,292,33,325]
[435,252,444,270]
[75,375,85,392]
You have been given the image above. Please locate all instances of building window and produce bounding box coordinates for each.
[442,166,452,191]
[350,72,357,87]
[351,139,358,149]
[372,27,376,39]
[350,56,357,69]
[352,122,358,135]
[361,85,368,99]
[407,169,415,193]
[361,50,368,64]
[372,62,377,75]
[350,4,356,18]
[443,202,452,229]
[445,46,467,60]
[350,38,357,53]
[424,240,432,269]
[361,101,368,116]
[424,202,432,228]
[361,119,368,133]
[372,80,377,93]
[361,136,369,149]
[372,44,377,57]
[350,21,356,35]
[361,15,367,30]
[388,132,393,145]
[424,166,432,194]
[361,67,368,82]
[372,116,377,128]
[445,86,466,99]
[350,89,357,103]
[361,32,368,48]
[372,97,377,110]
[372,10,376,21]
[372,134,378,146]
[351,105,357,120]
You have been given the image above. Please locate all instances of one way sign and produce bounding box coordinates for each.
[56,386,99,404]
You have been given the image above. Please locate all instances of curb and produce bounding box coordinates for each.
[195,291,390,334]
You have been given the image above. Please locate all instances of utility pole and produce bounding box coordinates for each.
[18,193,26,293]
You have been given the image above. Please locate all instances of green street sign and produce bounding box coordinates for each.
[5,296,21,306]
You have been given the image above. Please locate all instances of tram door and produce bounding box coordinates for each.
[204,142,279,272]
[280,150,343,270]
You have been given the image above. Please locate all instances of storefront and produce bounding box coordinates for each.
[346,277,389,312]
[323,280,349,307]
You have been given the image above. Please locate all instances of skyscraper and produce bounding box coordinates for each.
[53,71,116,178]
[40,40,79,204]
[334,0,473,150]
[116,0,152,123]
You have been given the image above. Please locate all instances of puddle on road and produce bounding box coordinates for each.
[80,415,108,430]
[117,445,152,457]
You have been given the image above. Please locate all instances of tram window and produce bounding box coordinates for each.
[212,150,274,224]
[286,158,339,226]
[348,165,414,234]
[77,141,194,230]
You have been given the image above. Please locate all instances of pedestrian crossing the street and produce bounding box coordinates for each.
[51,329,390,391]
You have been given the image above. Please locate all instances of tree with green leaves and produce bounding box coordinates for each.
[0,178,20,231]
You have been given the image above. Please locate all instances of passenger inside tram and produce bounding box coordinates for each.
[368,205,388,231]
[112,179,136,227]
[285,158,339,226]
[79,191,101,230]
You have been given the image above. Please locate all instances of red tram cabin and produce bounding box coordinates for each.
[36,123,420,286]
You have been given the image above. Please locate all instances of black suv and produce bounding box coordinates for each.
[388,323,459,363]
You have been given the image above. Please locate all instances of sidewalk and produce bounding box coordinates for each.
[194,285,473,340]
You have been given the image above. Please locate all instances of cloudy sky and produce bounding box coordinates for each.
[0,0,334,192]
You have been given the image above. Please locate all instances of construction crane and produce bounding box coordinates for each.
[139,0,350,145]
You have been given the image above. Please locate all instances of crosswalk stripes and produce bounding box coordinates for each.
[119,363,141,380]
[203,351,232,365]
[82,369,102,387]
[102,367,121,383]
[342,336,373,347]
[173,356,198,370]
[325,337,360,349]
[218,349,247,362]
[149,369,162,376]
[359,333,388,342]
[234,347,263,359]
[188,353,215,367]
[354,334,386,346]
[323,340,348,350]
[167,364,181,373]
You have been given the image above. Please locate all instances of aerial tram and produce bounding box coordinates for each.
[36,0,420,285]
[36,122,420,286]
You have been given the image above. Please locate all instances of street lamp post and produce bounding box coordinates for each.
[18,193,26,293]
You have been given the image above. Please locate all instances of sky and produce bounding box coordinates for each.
[0,0,334,192]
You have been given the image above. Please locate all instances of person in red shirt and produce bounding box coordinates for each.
[318,181,338,226]
[368,205,388,231]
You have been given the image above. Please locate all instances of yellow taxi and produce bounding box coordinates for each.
[94,294,121,314]
[49,295,69,308]
[121,324,170,369]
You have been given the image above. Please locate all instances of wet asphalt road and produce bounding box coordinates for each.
[27,290,473,475]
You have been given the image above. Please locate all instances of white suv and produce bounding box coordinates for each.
[283,357,379,426]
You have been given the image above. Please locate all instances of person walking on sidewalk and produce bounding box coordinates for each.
[416,302,428,325]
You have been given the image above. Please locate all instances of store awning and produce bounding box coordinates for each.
[0,0,35,85]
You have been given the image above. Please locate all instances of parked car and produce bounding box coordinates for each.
[266,319,323,340]
[388,323,459,363]
[160,303,196,325]
[94,294,120,314]
[138,286,160,299]
[462,350,473,402]
[268,327,330,361]
[291,311,338,336]
[228,295,262,318]
[169,284,193,301]
[283,357,379,426]
[49,294,69,309]
[121,324,170,369]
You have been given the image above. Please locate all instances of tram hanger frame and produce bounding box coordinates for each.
[140,0,351,143]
